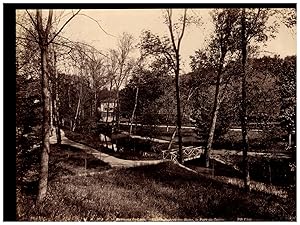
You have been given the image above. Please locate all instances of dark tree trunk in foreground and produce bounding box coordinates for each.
[29,9,80,202]
[36,9,53,203]
[241,8,250,192]
[166,9,187,164]
[37,45,51,202]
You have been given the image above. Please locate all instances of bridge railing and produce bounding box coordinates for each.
[162,146,204,162]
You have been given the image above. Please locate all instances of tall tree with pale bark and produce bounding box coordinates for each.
[202,9,240,168]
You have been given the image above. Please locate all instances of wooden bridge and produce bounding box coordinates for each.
[161,146,204,162]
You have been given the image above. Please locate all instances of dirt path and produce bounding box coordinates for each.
[50,130,166,168]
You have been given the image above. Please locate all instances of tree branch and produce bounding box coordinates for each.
[45,10,53,39]
[78,13,116,37]
[48,9,81,44]
[16,22,39,44]
[36,9,44,44]
[246,8,261,42]
[177,9,187,51]
[166,9,178,55]
[25,9,38,31]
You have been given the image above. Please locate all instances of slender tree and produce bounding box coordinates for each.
[111,33,134,130]
[237,8,280,191]
[240,8,251,192]
[25,9,81,202]
[129,55,145,135]
[203,9,239,167]
[164,9,187,164]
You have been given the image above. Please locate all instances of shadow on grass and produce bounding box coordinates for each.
[19,160,295,221]
[93,162,295,220]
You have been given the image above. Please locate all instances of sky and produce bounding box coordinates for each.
[20,8,297,73]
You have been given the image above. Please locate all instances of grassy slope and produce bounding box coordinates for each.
[22,161,295,221]
[16,144,111,220]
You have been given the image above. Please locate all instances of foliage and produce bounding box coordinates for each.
[278,56,296,134]
[120,58,176,126]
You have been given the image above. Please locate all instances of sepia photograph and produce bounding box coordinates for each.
[10,4,296,221]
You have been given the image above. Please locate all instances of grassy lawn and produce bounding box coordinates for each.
[18,150,295,221]
[48,144,111,179]
[16,132,295,221]
[16,144,111,220]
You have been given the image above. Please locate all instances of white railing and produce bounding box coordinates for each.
[162,146,204,162]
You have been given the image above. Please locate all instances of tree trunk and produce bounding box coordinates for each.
[168,87,196,151]
[72,84,82,132]
[129,87,139,135]
[94,90,97,117]
[204,56,225,168]
[204,100,221,167]
[68,84,71,109]
[241,8,250,192]
[175,59,183,164]
[37,45,51,203]
[168,127,177,150]
[49,81,53,135]
[53,51,61,144]
[116,90,121,131]
[165,9,186,164]
[54,97,61,144]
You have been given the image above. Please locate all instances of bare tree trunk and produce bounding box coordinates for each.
[204,101,221,167]
[129,87,139,135]
[72,84,82,132]
[32,8,81,202]
[37,46,51,203]
[54,97,61,144]
[94,90,97,117]
[36,9,53,203]
[204,56,225,168]
[53,51,61,144]
[168,127,177,150]
[68,85,71,109]
[167,87,196,151]
[116,90,121,131]
[49,81,53,135]
[175,64,183,164]
[166,9,187,164]
[241,8,250,192]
